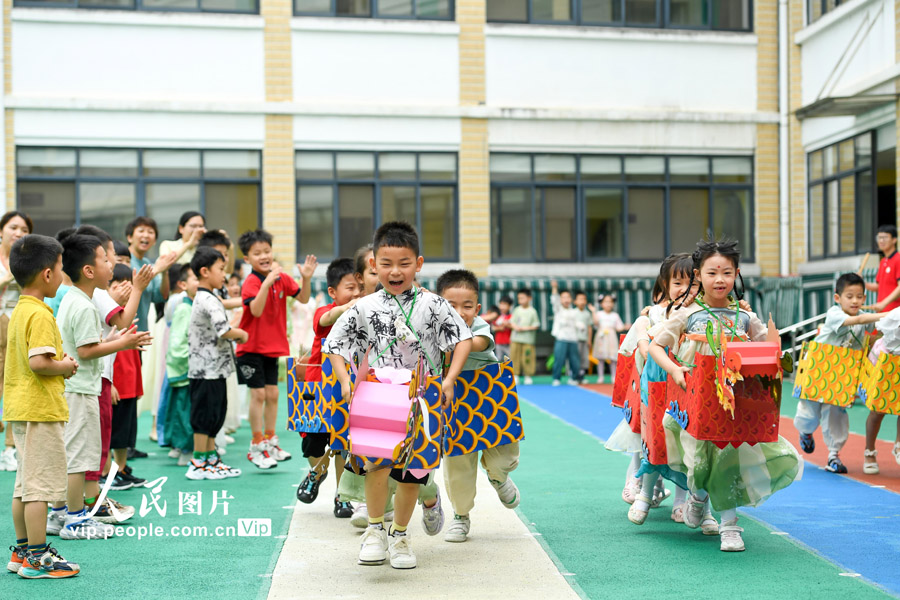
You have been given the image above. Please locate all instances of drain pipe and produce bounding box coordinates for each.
[778,0,791,275]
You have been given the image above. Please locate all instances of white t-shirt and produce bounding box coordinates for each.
[92,288,124,383]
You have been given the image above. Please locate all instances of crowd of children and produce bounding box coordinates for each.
[2,204,899,578]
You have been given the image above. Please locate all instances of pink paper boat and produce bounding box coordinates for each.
[349,378,412,461]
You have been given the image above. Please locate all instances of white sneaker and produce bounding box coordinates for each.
[566,379,580,386]
[490,477,520,509]
[385,510,394,522]
[224,435,236,445]
[444,515,470,543]
[552,380,561,387]
[265,436,292,461]
[358,526,388,565]
[185,460,225,481]
[421,491,444,536]
[0,447,17,471]
[524,376,533,385]
[167,448,181,459]
[46,510,66,536]
[388,533,417,569]
[700,512,719,536]
[893,442,900,466]
[98,497,135,524]
[247,444,278,469]
[682,494,706,529]
[719,521,745,552]
[60,512,115,540]
[177,452,192,467]
[863,449,879,475]
[350,503,369,529]
[209,457,242,478]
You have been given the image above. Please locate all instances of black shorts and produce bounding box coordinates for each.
[236,353,279,389]
[189,378,228,437]
[343,457,430,485]
[110,397,138,449]
[301,432,329,458]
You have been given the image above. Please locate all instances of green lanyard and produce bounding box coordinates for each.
[694,296,742,341]
[372,288,440,375]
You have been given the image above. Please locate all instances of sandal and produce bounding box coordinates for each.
[627,494,651,525]
[670,503,684,523]
[700,512,719,536]
[649,479,671,508]
[863,449,879,475]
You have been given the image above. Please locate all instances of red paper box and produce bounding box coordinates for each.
[611,351,633,409]
[665,353,780,447]
[625,360,642,434]
[640,379,668,464]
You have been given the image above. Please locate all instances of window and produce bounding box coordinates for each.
[295,151,457,261]
[295,0,452,19]
[14,0,257,13]
[807,0,844,25]
[807,132,875,259]
[17,148,261,255]
[486,0,751,30]
[491,153,755,262]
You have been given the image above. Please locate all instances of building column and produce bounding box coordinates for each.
[261,0,295,263]
[788,0,806,273]
[4,0,13,211]
[458,0,490,277]
[895,0,899,229]
[755,0,779,275]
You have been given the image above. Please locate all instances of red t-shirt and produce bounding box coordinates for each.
[876,251,900,311]
[305,302,336,382]
[236,271,301,357]
[494,313,512,345]
[113,349,143,399]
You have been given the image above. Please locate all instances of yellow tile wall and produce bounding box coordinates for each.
[755,0,779,275]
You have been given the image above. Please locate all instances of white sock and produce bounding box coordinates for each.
[674,486,687,505]
[625,453,641,485]
[721,509,737,524]
[633,494,650,512]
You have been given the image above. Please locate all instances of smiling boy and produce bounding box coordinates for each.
[323,221,472,570]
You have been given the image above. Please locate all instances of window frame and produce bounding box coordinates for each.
[293,0,455,21]
[14,0,259,14]
[16,145,263,234]
[490,152,756,264]
[806,130,876,261]
[295,150,459,262]
[486,0,753,32]
[806,0,843,26]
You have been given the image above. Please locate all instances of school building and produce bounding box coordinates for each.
[0,0,898,325]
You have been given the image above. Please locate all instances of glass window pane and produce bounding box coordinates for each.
[201,0,256,10]
[296,152,333,180]
[669,0,708,27]
[204,151,260,179]
[624,156,664,182]
[378,0,413,15]
[145,184,202,257]
[80,0,135,7]
[713,189,751,254]
[809,184,824,257]
[627,188,664,260]
[855,134,872,168]
[669,157,710,183]
[534,155,576,182]
[336,0,370,15]
[338,186,374,257]
[143,150,201,178]
[416,0,450,18]
[336,153,374,179]
[809,0,822,23]
[79,149,138,178]
[379,153,416,180]
[582,0,621,22]
[809,151,823,181]
[713,157,752,184]
[421,187,455,259]
[17,182,75,237]
[823,145,837,178]
[298,186,334,258]
[827,179,839,256]
[295,0,330,11]
[585,188,624,258]
[487,0,527,22]
[712,0,750,30]
[80,183,136,244]
[670,189,709,253]
[533,0,572,21]
[490,154,531,182]
[205,184,259,257]
[625,0,657,25]
[581,156,621,182]
[17,148,76,177]
[142,0,199,8]
[381,186,417,224]
[491,188,532,260]
[541,188,576,260]
[839,175,855,255]
[856,170,874,254]
[837,139,855,172]
[419,153,456,181]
